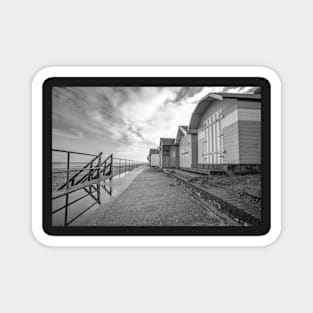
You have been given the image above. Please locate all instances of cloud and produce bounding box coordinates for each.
[52,128,83,139]
[172,87,204,103]
[52,86,256,161]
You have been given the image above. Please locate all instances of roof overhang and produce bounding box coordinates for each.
[175,126,188,143]
[186,129,198,135]
[159,138,176,146]
[189,94,223,129]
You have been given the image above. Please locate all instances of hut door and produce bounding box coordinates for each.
[216,109,224,164]
[206,109,224,164]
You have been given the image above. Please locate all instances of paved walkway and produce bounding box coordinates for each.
[66,166,146,226]
[96,167,238,226]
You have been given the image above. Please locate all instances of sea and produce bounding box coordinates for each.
[52,161,132,191]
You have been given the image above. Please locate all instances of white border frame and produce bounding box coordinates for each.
[32,66,281,247]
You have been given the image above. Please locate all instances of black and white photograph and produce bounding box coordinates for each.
[51,84,263,229]
[6,0,313,310]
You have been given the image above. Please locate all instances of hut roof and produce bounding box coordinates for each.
[159,138,175,146]
[189,92,261,129]
[149,148,159,155]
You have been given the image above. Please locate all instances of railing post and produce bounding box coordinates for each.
[97,152,102,179]
[110,154,113,180]
[64,151,70,226]
[97,152,102,204]
[119,158,121,177]
[97,182,100,204]
[103,159,106,176]
[88,163,92,181]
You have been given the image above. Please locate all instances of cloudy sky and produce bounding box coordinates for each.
[52,86,256,162]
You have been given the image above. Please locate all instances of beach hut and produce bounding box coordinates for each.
[158,138,179,168]
[175,126,198,169]
[148,148,160,167]
[189,92,261,172]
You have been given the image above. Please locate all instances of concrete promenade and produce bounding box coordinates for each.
[96,166,239,226]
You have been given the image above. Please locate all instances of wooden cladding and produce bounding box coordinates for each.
[198,109,224,164]
[197,99,261,165]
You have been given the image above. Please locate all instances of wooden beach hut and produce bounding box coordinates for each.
[175,126,198,169]
[189,92,261,173]
[148,148,160,167]
[158,138,179,169]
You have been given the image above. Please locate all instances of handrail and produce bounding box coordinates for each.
[58,152,103,190]
[52,148,145,226]
[52,167,104,174]
[52,149,97,157]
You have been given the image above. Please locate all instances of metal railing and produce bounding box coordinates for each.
[52,149,144,226]
[112,157,143,177]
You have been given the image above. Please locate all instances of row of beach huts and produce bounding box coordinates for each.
[147,92,261,174]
